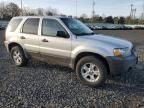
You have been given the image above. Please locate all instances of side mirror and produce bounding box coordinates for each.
[57,31,68,38]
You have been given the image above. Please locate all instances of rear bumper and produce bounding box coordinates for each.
[106,55,138,75]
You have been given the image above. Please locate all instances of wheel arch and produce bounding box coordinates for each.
[73,52,110,74]
[8,42,29,59]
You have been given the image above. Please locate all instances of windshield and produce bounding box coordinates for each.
[61,18,94,36]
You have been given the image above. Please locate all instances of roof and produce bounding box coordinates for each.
[12,15,72,19]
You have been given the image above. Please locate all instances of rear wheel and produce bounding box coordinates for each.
[76,56,107,87]
[11,46,28,67]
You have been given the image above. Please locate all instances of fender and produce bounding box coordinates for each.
[69,45,113,69]
[71,45,113,59]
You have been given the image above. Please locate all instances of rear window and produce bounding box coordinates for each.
[22,18,39,35]
[7,18,22,32]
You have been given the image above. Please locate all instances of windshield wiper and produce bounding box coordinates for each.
[77,32,95,36]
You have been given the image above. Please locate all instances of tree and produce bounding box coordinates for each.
[45,11,53,16]
[0,2,6,19]
[118,17,125,24]
[79,13,88,22]
[92,15,100,23]
[105,16,114,23]
[113,17,119,24]
[6,2,20,18]
[22,7,36,16]
[45,7,58,16]
[98,16,103,23]
[37,8,44,16]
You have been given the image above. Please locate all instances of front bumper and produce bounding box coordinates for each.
[106,55,138,75]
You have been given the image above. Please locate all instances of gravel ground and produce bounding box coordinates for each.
[0,30,144,108]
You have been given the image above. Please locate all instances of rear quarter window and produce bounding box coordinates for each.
[7,18,22,32]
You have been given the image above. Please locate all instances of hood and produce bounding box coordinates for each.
[78,34,133,48]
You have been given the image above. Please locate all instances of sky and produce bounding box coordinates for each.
[1,0,144,17]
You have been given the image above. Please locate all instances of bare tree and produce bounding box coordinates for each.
[139,4,144,24]
[22,7,36,16]
[45,7,58,16]
[22,7,59,16]
[6,2,20,18]
[37,8,44,16]
[0,2,6,19]
[79,13,89,23]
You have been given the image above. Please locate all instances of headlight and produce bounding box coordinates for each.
[113,48,129,57]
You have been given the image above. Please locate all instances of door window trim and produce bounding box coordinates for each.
[41,18,70,38]
[21,18,40,35]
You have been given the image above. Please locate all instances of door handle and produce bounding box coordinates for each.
[42,39,48,42]
[20,36,26,39]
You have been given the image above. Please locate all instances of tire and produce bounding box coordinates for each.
[76,56,107,87]
[10,46,28,67]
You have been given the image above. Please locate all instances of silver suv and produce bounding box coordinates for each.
[4,16,138,87]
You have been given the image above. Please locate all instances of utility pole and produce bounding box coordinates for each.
[92,0,95,23]
[131,4,134,19]
[21,0,23,15]
[129,4,133,24]
[133,8,136,24]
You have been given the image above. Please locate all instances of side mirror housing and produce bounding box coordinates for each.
[57,31,69,38]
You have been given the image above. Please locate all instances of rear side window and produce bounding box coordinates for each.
[8,18,22,32]
[22,18,39,35]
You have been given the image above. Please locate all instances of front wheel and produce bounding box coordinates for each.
[76,56,107,87]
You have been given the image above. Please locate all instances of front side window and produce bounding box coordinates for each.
[61,18,94,36]
[42,19,67,37]
[22,18,39,35]
[8,18,22,32]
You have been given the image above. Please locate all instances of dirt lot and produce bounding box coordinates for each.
[0,30,144,108]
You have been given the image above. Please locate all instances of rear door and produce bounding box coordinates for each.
[19,18,40,56]
[39,18,71,65]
